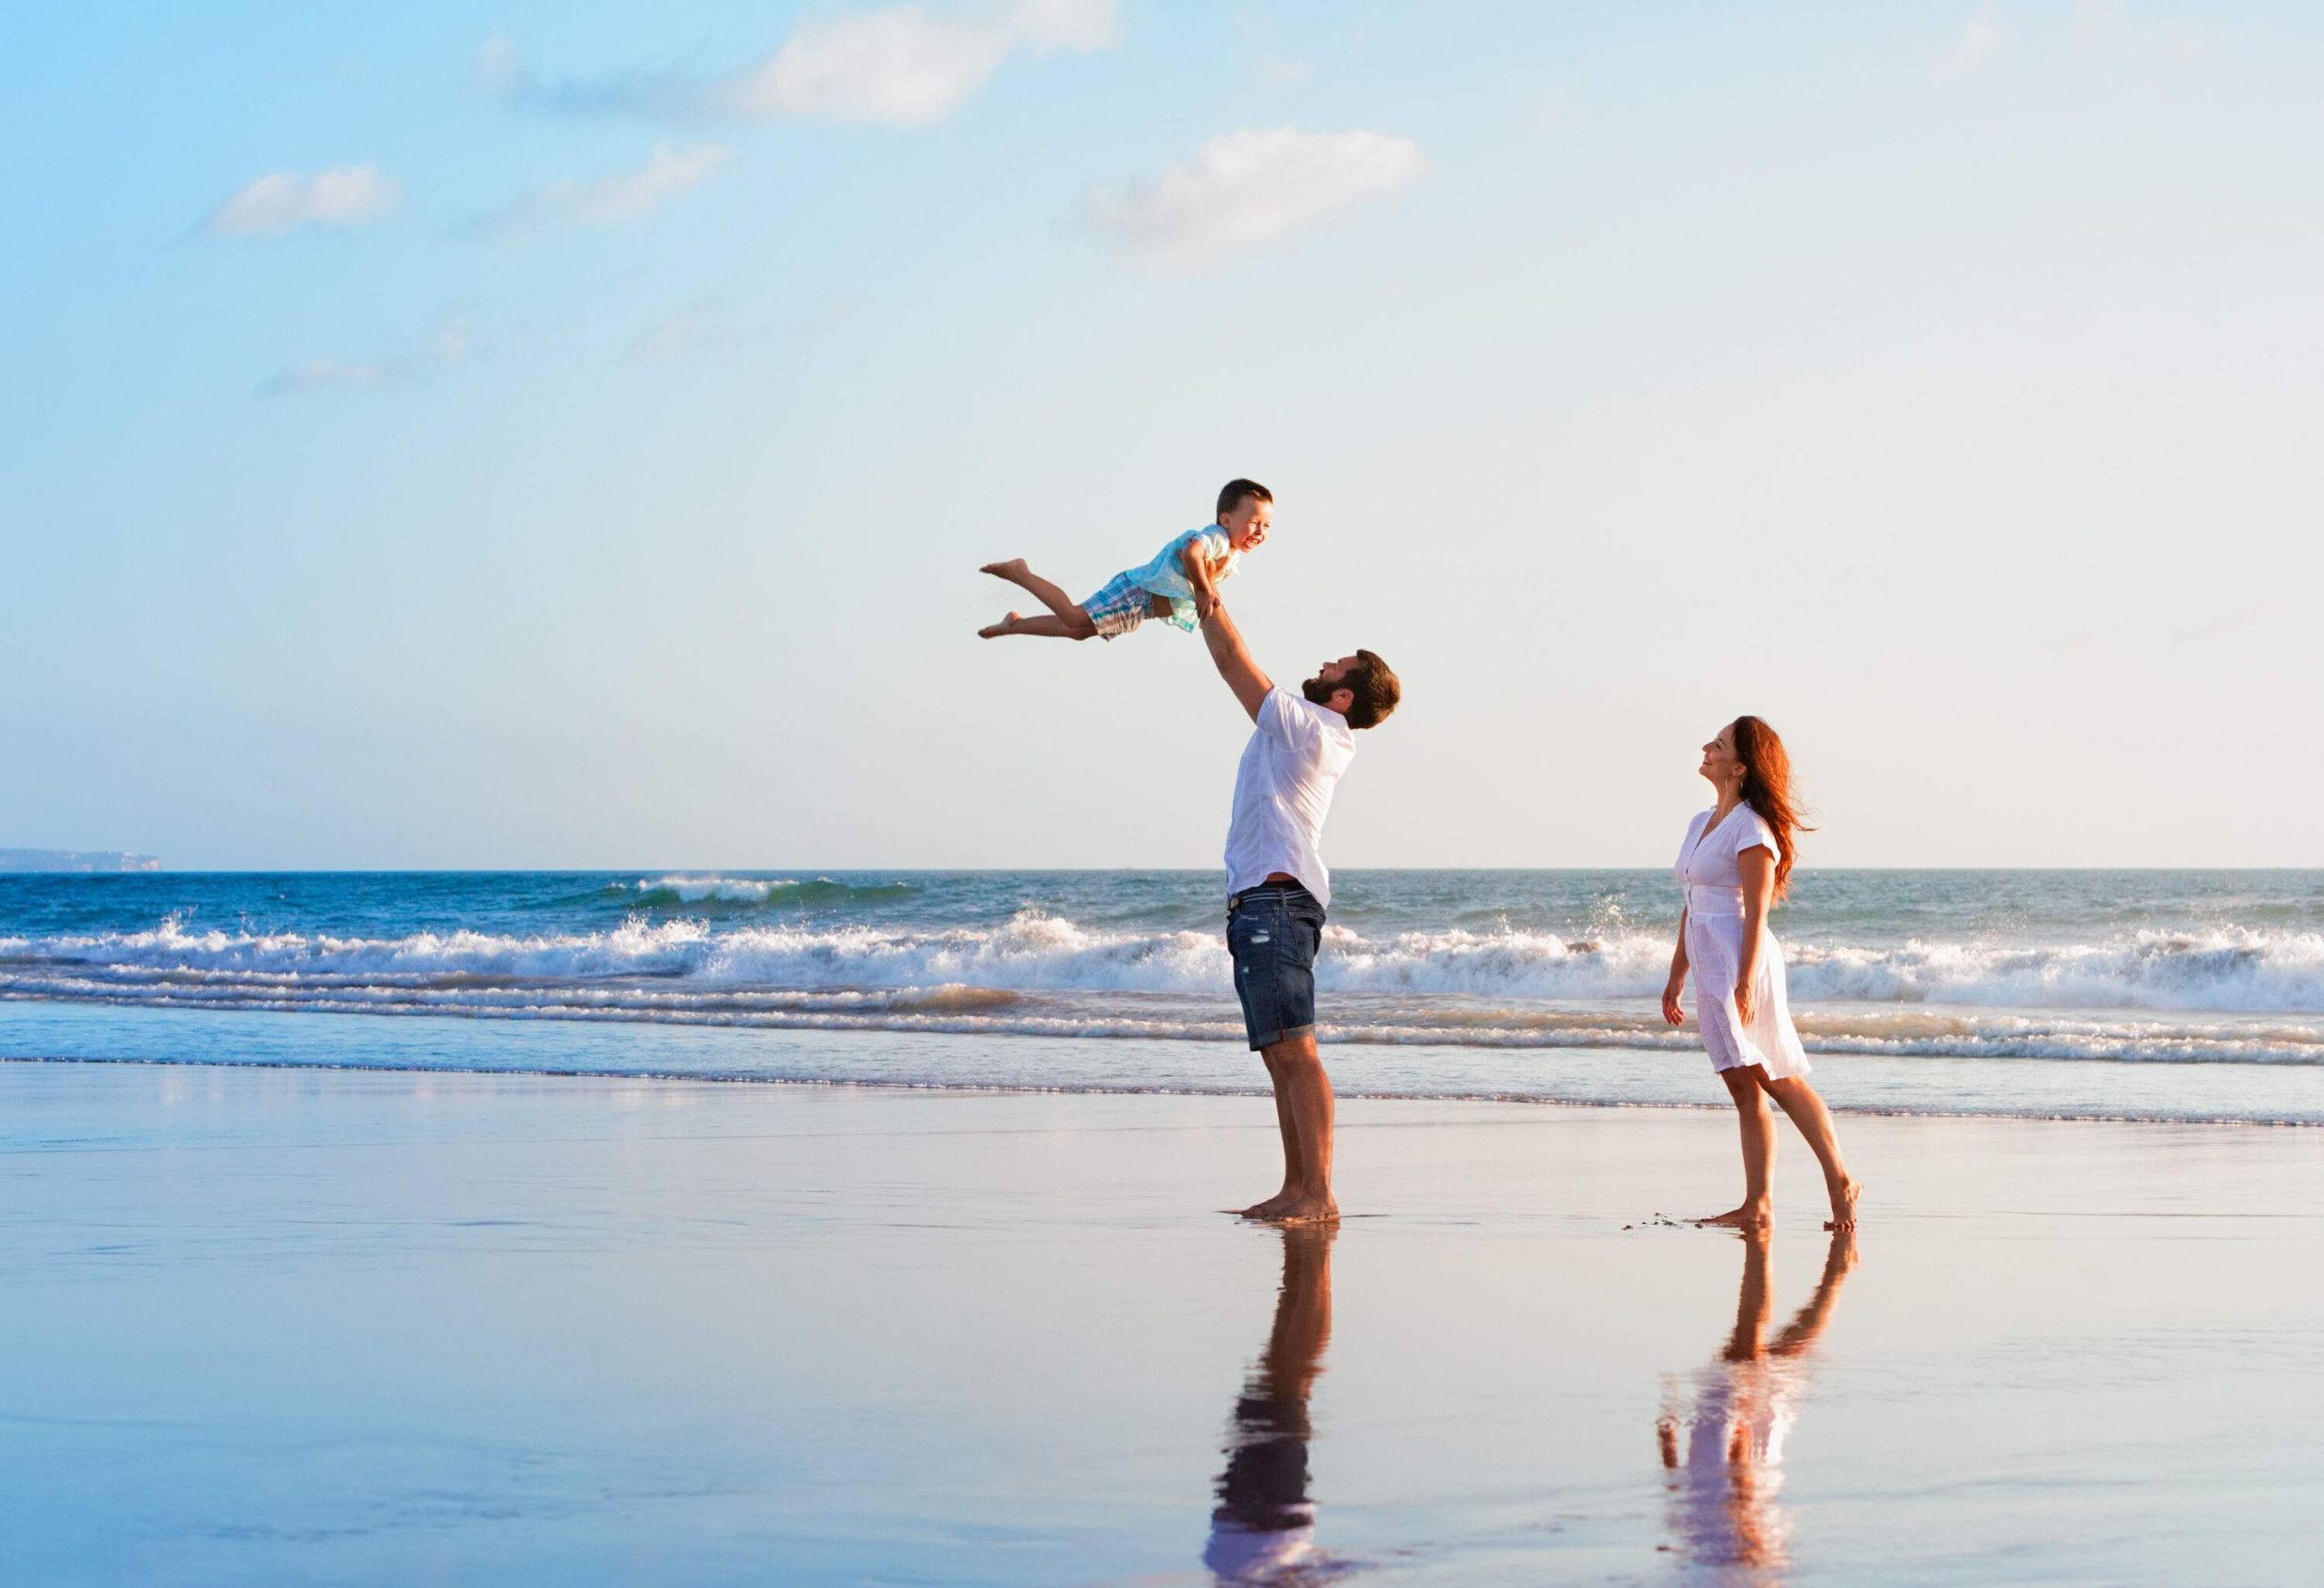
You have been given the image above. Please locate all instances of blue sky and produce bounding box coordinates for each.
[3,1,2319,868]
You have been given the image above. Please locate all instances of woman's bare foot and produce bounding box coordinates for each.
[980,557,1028,581]
[1823,1178,1862,1231]
[1696,1203,1772,1228]
[977,611,1021,639]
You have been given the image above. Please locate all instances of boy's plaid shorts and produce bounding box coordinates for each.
[1081,572,1155,640]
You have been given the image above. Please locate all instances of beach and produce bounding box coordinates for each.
[16,0,2321,1577]
[5,1056,2319,1585]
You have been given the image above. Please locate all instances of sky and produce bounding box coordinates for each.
[3,0,2319,870]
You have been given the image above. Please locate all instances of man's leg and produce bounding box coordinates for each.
[1238,1062,1304,1218]
[1229,892,1334,1223]
[1259,1031,1335,1224]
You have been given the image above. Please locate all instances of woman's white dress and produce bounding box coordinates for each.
[1675,805,1811,1080]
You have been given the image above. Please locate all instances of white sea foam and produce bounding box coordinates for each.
[633,875,788,904]
[1784,928,2324,1011]
[13,912,2321,1006]
[621,875,917,907]
[5,911,2323,1061]
[4,978,2318,1064]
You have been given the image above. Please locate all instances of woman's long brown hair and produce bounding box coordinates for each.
[1731,715,1812,899]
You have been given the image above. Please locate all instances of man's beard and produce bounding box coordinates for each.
[1301,674,1337,707]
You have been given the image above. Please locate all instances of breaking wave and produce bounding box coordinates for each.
[9,911,2321,1006]
[2,909,2321,1064]
[611,875,918,910]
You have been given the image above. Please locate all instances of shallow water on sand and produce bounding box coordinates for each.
[10,1001,2324,1125]
[2,1064,2319,1584]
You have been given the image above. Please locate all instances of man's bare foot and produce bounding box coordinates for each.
[980,557,1028,581]
[1269,1195,1340,1226]
[1823,1178,1862,1231]
[1236,1189,1296,1218]
[1695,1204,1772,1228]
[977,611,1021,639]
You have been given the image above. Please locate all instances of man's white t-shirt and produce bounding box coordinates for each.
[1225,686,1355,911]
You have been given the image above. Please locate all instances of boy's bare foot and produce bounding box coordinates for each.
[977,611,1021,639]
[1695,1204,1772,1228]
[1824,1178,1862,1231]
[980,558,1028,581]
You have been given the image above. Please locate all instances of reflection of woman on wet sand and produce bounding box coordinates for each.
[1658,1227,1858,1576]
[1205,1226,1351,1583]
[1664,716,1861,1230]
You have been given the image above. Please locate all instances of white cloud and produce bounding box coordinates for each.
[429,317,474,363]
[2169,605,2270,647]
[2071,0,2220,59]
[483,0,1115,126]
[471,143,728,240]
[1931,2,2007,79]
[731,9,1012,123]
[628,311,705,362]
[1250,54,1311,90]
[256,315,478,399]
[1078,126,1424,272]
[202,164,400,238]
[625,293,860,362]
[256,360,393,398]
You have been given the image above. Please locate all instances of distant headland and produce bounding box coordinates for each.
[0,848,162,873]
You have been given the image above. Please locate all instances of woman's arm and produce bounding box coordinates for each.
[1735,845,1776,1023]
[1661,908,1691,1025]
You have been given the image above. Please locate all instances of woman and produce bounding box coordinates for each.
[1662,716,1860,1229]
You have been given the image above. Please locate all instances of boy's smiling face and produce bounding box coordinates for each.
[1219,494,1272,553]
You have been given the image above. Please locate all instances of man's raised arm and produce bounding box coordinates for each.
[1199,601,1274,724]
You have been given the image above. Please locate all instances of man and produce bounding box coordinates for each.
[1199,599,1401,1223]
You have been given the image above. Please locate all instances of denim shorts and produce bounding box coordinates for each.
[1226,883,1325,1050]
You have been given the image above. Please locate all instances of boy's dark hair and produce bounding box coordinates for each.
[1216,478,1272,520]
[1341,649,1401,731]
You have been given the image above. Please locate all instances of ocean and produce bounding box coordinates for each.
[4,868,2321,1123]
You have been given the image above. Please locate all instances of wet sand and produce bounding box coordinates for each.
[2,1060,2319,1583]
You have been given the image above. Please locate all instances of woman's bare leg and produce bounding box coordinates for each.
[1698,1066,1774,1228]
[1764,1075,1862,1229]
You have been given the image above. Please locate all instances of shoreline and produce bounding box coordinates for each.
[6,1050,2323,1129]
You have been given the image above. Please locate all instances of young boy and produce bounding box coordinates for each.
[979,478,1273,641]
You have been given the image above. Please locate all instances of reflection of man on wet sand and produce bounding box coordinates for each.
[1205,1226,1351,1583]
[1657,1227,1858,1574]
